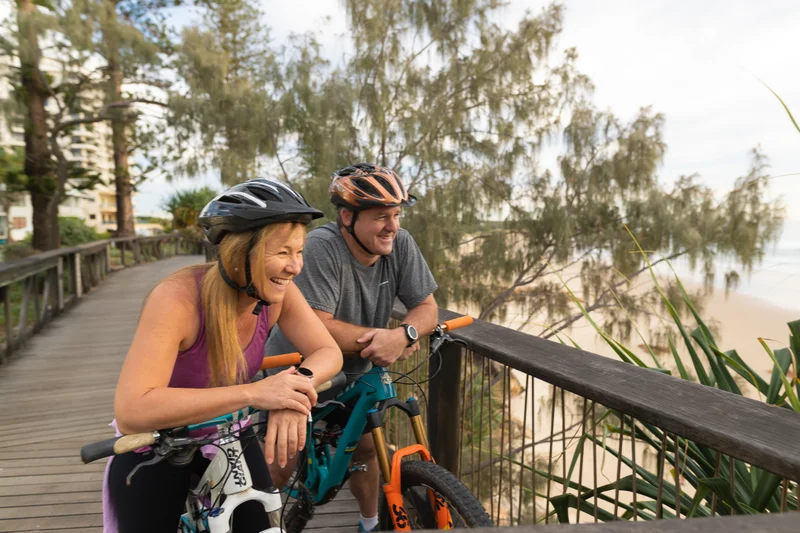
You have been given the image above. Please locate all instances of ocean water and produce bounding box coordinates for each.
[672,219,800,313]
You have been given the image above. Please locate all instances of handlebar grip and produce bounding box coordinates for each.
[316,371,347,393]
[80,433,157,464]
[260,352,303,371]
[441,315,473,332]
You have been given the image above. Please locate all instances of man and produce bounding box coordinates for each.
[265,163,439,532]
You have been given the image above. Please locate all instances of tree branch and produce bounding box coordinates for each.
[540,250,689,338]
[54,99,168,134]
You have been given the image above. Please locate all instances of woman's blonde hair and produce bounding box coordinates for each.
[201,222,304,386]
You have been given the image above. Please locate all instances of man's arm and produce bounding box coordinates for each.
[359,294,439,366]
[313,293,438,363]
[311,309,374,354]
[398,293,439,337]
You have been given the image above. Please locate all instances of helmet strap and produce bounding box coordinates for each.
[346,210,380,257]
[217,234,271,316]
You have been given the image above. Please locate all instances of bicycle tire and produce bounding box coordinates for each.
[379,460,493,530]
[284,499,311,533]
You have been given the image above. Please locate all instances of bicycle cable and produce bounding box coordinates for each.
[197,428,259,521]
[279,415,314,531]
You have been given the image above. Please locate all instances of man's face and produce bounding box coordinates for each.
[352,206,402,256]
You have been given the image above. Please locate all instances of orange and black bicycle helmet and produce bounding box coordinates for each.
[329,163,416,256]
[329,163,416,210]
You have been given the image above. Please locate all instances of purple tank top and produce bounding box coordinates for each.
[168,275,271,388]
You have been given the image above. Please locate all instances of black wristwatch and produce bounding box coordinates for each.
[400,323,418,347]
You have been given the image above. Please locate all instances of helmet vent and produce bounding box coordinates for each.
[353,177,381,198]
[372,175,396,198]
[248,187,281,203]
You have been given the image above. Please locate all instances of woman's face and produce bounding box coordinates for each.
[259,223,306,304]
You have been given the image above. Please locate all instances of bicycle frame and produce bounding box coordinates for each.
[293,330,461,531]
[180,412,284,533]
[298,365,397,504]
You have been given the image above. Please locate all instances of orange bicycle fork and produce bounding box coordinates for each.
[367,398,453,531]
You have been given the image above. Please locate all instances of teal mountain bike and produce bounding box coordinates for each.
[277,315,492,532]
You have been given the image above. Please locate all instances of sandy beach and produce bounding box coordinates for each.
[559,284,799,386]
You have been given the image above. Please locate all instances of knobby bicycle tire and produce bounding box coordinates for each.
[285,499,311,533]
[379,460,493,530]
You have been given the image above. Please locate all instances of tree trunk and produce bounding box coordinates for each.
[105,1,135,238]
[31,192,59,250]
[110,67,135,237]
[18,0,59,250]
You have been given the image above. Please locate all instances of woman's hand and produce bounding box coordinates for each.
[248,367,318,414]
[264,408,309,468]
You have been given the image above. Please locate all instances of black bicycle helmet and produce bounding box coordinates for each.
[199,178,323,245]
[198,178,323,316]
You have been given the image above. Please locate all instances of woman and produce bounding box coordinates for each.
[105,178,343,532]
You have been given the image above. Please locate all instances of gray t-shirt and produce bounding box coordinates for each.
[265,222,438,374]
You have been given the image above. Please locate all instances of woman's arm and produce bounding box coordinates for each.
[114,281,315,434]
[277,282,343,385]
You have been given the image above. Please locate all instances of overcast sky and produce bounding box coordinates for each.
[138,0,800,231]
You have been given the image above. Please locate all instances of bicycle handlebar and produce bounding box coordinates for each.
[81,432,158,464]
[260,352,303,370]
[81,316,474,464]
[80,371,347,464]
[441,315,473,332]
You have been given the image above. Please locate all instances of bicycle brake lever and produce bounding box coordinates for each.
[126,449,171,486]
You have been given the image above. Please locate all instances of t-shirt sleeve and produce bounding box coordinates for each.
[396,231,438,310]
[293,235,340,315]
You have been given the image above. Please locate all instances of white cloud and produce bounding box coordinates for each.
[145,0,800,222]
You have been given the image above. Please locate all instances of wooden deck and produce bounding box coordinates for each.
[0,256,359,533]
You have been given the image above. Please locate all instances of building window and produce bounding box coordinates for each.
[71,135,82,144]
[12,217,26,229]
[71,148,82,158]
[89,214,96,220]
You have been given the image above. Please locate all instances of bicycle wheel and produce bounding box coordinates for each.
[284,497,312,533]
[379,460,493,530]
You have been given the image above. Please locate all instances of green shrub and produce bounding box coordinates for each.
[59,217,101,247]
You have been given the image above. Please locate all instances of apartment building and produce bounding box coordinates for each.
[0,58,132,243]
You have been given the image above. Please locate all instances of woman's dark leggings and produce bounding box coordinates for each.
[108,427,273,533]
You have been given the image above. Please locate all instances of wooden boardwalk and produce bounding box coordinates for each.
[0,256,358,533]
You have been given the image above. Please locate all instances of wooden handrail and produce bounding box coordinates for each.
[392,304,800,484]
[0,233,204,363]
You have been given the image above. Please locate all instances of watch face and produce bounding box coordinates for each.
[407,324,418,341]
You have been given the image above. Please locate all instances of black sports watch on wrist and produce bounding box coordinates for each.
[400,323,418,347]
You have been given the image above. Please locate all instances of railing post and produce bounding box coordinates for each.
[74,253,83,299]
[56,256,65,312]
[1,285,9,363]
[428,340,463,474]
[133,239,141,264]
[105,243,111,274]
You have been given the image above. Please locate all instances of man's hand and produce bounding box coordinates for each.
[357,327,409,366]
[401,341,420,359]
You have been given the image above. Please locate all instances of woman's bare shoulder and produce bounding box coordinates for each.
[145,266,207,316]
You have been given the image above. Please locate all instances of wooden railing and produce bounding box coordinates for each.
[388,307,800,528]
[0,234,203,363]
